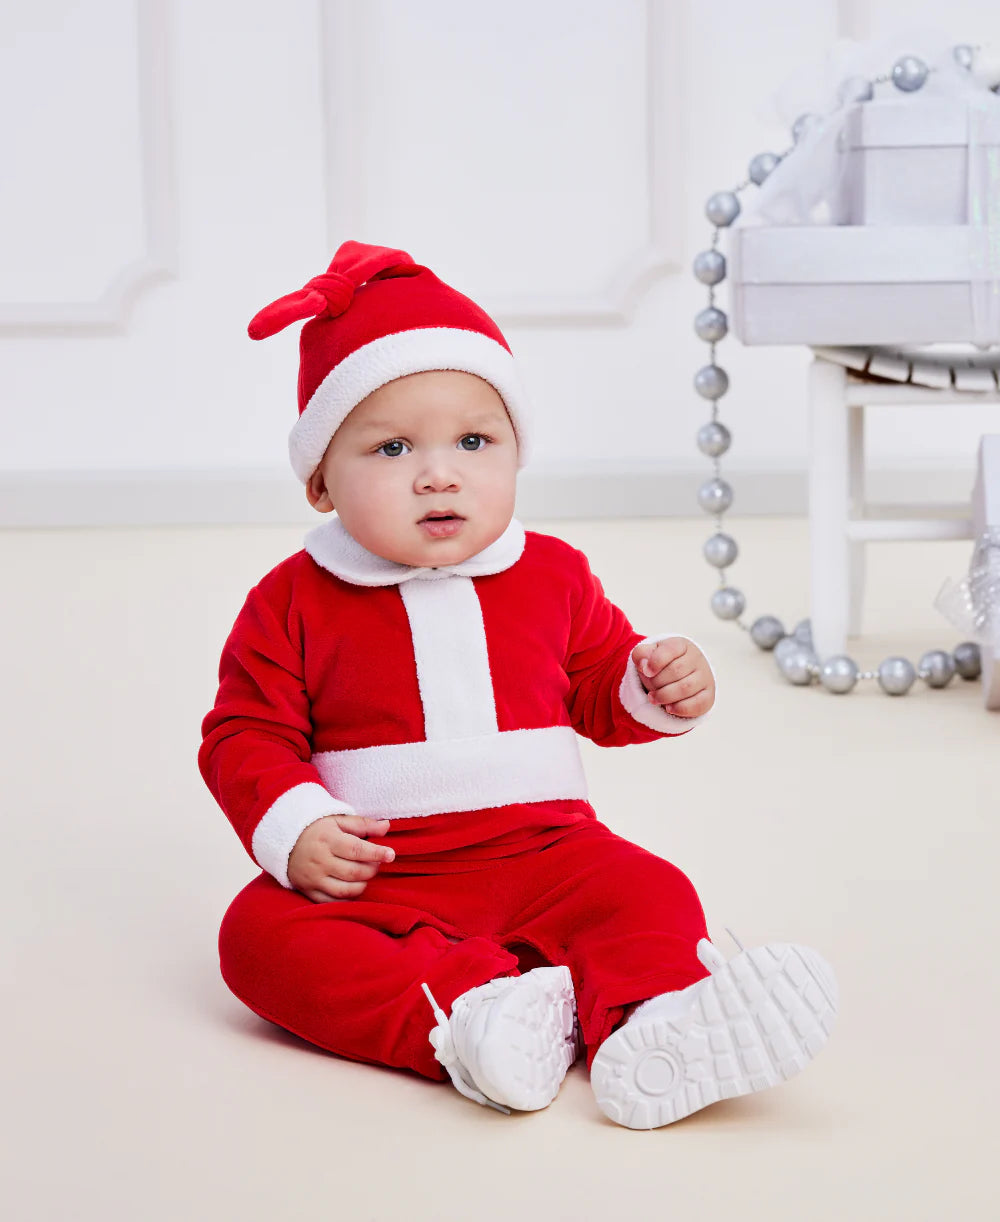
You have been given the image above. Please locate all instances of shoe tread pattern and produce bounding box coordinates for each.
[590,944,837,1130]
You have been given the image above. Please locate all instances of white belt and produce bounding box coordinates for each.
[311,724,588,819]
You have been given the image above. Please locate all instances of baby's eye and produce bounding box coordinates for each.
[376,440,410,457]
[459,434,489,451]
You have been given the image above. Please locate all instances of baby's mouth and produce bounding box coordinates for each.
[418,513,465,536]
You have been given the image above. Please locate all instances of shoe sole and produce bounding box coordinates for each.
[590,944,837,1129]
[470,965,579,1111]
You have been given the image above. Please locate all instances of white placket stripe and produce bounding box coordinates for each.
[398,576,498,740]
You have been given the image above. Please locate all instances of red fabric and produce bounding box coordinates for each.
[245,239,511,414]
[198,529,684,867]
[218,819,711,1079]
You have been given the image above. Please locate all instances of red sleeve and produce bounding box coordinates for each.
[563,547,703,747]
[198,570,353,887]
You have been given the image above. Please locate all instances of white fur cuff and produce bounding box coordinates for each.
[618,634,715,735]
[251,781,357,889]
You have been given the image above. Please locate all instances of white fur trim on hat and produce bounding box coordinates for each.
[288,327,531,482]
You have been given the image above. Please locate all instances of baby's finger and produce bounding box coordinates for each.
[633,639,680,675]
[651,671,703,705]
[337,830,395,864]
[336,815,391,838]
[645,659,697,690]
[645,637,688,672]
[664,690,711,718]
[642,652,690,686]
[309,879,368,903]
[327,857,381,883]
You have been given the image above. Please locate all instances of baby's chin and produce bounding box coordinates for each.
[404,538,482,568]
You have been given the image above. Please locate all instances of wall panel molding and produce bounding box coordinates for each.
[0,0,177,333]
[319,0,685,325]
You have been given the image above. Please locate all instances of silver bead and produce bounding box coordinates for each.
[820,655,859,694]
[919,649,956,688]
[696,420,731,457]
[877,656,916,695]
[693,250,726,285]
[953,44,975,71]
[838,75,874,104]
[748,152,780,185]
[711,587,745,620]
[953,641,982,680]
[777,643,817,685]
[792,113,819,142]
[705,191,741,227]
[694,365,730,400]
[892,55,928,92]
[773,635,800,665]
[750,615,785,650]
[703,533,738,568]
[793,618,813,646]
[694,306,728,342]
[697,477,733,514]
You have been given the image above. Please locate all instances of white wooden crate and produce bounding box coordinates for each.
[835,98,1000,227]
[729,224,991,346]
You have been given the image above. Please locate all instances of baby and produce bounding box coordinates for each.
[199,240,837,1128]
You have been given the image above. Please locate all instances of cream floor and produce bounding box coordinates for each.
[2,516,997,1222]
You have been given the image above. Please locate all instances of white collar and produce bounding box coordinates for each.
[304,515,526,586]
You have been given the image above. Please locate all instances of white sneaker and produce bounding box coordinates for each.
[421,966,580,1113]
[590,936,838,1129]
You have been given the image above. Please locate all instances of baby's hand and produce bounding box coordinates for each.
[632,637,715,718]
[287,814,394,903]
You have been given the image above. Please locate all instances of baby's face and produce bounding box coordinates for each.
[306,370,519,567]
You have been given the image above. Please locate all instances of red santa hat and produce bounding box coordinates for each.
[248,240,531,483]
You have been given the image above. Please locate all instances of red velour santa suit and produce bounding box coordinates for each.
[199,242,714,1081]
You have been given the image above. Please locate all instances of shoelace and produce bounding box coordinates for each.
[572,1015,585,1058]
[420,983,511,1115]
[697,928,746,973]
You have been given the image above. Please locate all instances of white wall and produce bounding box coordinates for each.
[2,0,999,525]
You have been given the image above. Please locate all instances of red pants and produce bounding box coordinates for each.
[218,819,711,1079]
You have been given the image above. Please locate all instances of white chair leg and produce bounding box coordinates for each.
[848,544,866,638]
[847,404,866,638]
[808,358,850,660]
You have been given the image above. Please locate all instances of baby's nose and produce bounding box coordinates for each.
[417,465,460,492]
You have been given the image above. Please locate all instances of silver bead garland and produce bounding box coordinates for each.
[695,45,986,697]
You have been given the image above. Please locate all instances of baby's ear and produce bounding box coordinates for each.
[305,469,334,513]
